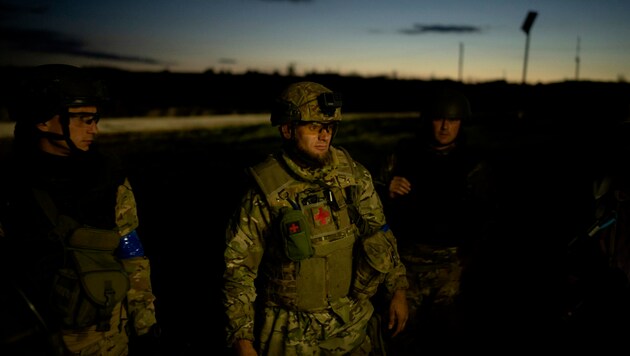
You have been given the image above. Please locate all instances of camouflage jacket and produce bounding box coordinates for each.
[223,146,407,345]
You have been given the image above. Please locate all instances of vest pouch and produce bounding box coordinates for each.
[279,208,314,261]
[69,226,121,251]
[52,227,130,330]
[72,250,130,307]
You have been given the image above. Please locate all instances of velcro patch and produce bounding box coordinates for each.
[312,206,331,226]
[286,221,302,235]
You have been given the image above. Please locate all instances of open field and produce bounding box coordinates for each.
[2,112,629,354]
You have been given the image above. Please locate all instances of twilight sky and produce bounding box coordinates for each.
[1,0,629,84]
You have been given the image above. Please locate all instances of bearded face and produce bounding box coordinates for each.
[281,122,336,167]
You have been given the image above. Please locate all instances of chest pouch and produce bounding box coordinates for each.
[278,207,314,261]
[52,226,130,331]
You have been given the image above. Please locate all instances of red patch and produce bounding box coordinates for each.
[286,222,301,235]
[312,206,331,226]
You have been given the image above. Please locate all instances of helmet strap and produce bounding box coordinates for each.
[279,123,295,142]
[36,111,82,154]
[59,111,82,154]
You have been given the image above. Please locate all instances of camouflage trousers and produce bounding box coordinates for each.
[399,245,462,323]
[379,245,463,355]
[258,297,374,355]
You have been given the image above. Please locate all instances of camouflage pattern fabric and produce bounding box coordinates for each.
[115,179,140,237]
[123,257,157,336]
[115,179,157,337]
[353,227,408,300]
[223,146,407,353]
[399,244,461,320]
[280,81,341,123]
[116,178,157,335]
[258,298,373,355]
[61,303,130,356]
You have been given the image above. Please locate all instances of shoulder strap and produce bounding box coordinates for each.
[31,188,81,243]
[248,153,298,211]
[335,147,369,233]
[31,188,59,226]
[335,146,358,199]
[335,146,356,183]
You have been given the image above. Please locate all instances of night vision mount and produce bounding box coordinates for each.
[317,92,342,117]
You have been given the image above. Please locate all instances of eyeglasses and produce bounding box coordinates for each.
[299,122,338,134]
[68,112,101,126]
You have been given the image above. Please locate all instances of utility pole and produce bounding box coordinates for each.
[521,11,538,84]
[458,42,464,82]
[575,36,581,81]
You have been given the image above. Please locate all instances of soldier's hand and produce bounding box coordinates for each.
[234,339,258,356]
[388,288,408,337]
[388,176,411,199]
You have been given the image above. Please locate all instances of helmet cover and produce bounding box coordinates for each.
[270,81,342,126]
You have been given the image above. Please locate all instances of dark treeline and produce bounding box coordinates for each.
[1,66,629,125]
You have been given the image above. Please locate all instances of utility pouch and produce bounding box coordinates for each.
[52,227,130,331]
[279,207,314,261]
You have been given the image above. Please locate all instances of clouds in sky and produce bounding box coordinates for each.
[399,24,482,35]
[2,0,629,82]
[1,0,480,69]
[0,2,168,65]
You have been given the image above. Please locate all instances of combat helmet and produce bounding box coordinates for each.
[270,81,342,126]
[12,64,107,152]
[422,88,471,121]
[14,64,107,123]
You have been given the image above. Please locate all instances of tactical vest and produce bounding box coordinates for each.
[249,149,360,311]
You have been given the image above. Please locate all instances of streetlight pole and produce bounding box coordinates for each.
[521,11,537,84]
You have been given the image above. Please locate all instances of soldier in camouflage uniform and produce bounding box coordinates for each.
[0,64,159,355]
[223,81,409,355]
[562,118,630,339]
[378,88,495,354]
